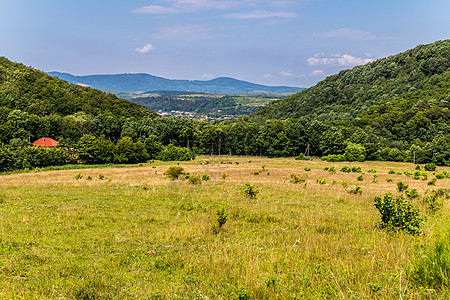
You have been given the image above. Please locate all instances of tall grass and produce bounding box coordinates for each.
[0,156,449,298]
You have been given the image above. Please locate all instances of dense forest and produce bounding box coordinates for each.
[0,40,449,171]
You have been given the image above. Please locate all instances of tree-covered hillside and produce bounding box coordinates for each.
[0,57,148,118]
[256,40,450,120]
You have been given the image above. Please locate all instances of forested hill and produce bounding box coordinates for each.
[48,72,302,95]
[256,40,450,120]
[0,57,148,118]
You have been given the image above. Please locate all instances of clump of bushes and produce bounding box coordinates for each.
[290,174,306,184]
[424,163,436,171]
[202,174,210,181]
[75,173,83,180]
[340,166,351,173]
[397,181,409,192]
[241,183,259,198]
[295,153,310,161]
[316,178,326,185]
[164,166,185,180]
[216,206,228,229]
[357,175,364,181]
[304,167,311,172]
[347,186,362,195]
[324,166,336,173]
[374,192,424,235]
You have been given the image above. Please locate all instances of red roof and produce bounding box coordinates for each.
[33,137,59,147]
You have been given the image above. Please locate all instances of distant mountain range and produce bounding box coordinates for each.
[47,72,303,95]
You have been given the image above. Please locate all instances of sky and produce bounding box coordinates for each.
[1,0,449,87]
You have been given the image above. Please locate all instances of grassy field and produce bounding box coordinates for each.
[0,156,449,299]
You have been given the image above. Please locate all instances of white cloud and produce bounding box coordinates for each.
[132,0,238,14]
[135,43,154,54]
[131,6,185,14]
[313,28,395,41]
[154,24,221,41]
[278,70,296,77]
[307,54,373,67]
[310,70,324,76]
[226,10,297,19]
[263,73,276,79]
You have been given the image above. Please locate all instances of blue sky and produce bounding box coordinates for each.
[1,0,449,87]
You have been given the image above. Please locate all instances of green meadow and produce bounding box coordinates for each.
[0,156,449,299]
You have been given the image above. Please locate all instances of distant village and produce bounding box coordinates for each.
[156,110,237,121]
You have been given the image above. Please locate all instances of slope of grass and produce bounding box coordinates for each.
[0,157,449,299]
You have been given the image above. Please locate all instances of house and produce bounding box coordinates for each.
[33,137,59,147]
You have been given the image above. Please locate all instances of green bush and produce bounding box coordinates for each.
[304,167,311,172]
[241,183,259,198]
[324,166,336,173]
[357,175,364,181]
[295,153,310,161]
[164,166,185,180]
[340,166,351,173]
[352,166,362,173]
[347,186,362,195]
[75,173,83,180]
[368,169,377,173]
[405,188,420,199]
[216,207,228,228]
[424,163,437,171]
[316,178,326,185]
[202,174,210,181]
[397,181,409,192]
[187,173,201,184]
[374,192,424,235]
[427,178,437,186]
[290,174,306,184]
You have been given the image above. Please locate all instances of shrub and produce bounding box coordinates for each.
[372,174,379,183]
[202,174,210,181]
[410,229,450,289]
[386,179,393,182]
[374,192,424,235]
[164,166,185,180]
[436,171,450,179]
[405,188,420,199]
[241,183,259,198]
[316,178,326,185]
[304,167,311,172]
[75,173,83,180]
[326,166,337,173]
[388,169,396,174]
[368,169,377,173]
[357,175,364,181]
[86,176,92,181]
[221,174,229,180]
[290,174,306,184]
[352,166,362,173]
[423,189,450,212]
[347,186,362,195]
[188,173,201,184]
[216,207,228,228]
[295,153,310,160]
[99,174,105,180]
[397,181,409,192]
[427,178,437,186]
[340,166,351,173]
[424,163,436,171]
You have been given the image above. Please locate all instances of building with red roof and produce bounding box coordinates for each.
[33,137,59,147]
